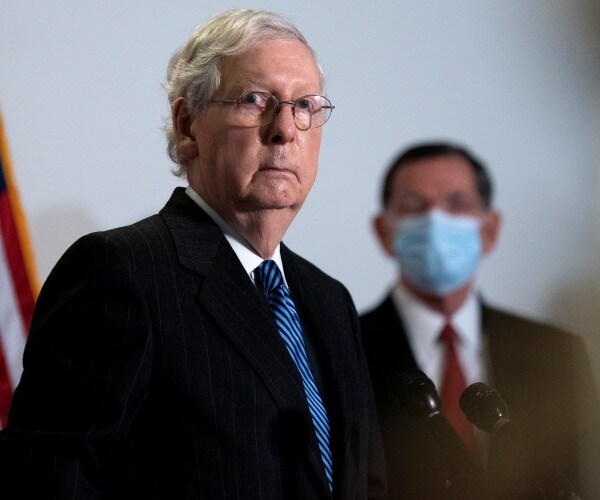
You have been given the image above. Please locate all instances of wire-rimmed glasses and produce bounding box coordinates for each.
[210,91,334,131]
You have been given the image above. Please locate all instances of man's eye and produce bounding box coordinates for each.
[447,196,480,213]
[241,92,267,106]
[296,97,315,112]
[398,196,427,213]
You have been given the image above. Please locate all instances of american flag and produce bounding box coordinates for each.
[0,111,38,428]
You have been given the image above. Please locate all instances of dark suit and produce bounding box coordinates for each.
[361,293,597,499]
[0,188,386,499]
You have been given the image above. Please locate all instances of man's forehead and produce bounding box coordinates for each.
[218,39,321,88]
[393,156,478,192]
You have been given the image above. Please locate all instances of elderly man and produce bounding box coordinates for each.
[361,142,598,499]
[0,10,386,499]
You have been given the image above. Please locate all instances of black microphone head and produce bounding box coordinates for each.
[459,382,510,433]
[396,368,441,420]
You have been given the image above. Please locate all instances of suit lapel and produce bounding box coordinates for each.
[160,189,309,412]
[282,246,364,489]
[160,189,329,491]
[281,246,347,395]
[374,295,419,386]
[481,303,528,410]
[196,246,311,414]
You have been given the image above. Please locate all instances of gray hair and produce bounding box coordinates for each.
[164,9,324,174]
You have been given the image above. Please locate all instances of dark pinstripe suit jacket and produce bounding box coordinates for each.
[0,188,386,499]
[360,293,598,499]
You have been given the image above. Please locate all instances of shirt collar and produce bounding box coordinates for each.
[392,282,480,350]
[185,186,286,284]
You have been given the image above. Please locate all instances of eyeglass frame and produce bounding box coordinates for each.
[210,91,335,131]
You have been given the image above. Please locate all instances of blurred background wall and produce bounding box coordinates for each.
[1,0,599,487]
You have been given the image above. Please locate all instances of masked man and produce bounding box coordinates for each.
[360,142,598,499]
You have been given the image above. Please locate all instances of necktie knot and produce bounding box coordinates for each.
[255,259,283,296]
[440,323,458,345]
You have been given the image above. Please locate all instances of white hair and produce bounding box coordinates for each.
[164,9,325,175]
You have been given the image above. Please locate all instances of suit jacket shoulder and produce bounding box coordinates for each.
[360,293,598,498]
[360,294,417,389]
[3,188,387,500]
[481,301,596,407]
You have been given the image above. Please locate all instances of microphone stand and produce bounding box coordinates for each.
[460,382,582,500]
[397,369,484,499]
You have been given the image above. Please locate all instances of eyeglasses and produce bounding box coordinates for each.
[210,91,335,131]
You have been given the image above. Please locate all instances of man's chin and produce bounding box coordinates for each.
[243,193,304,213]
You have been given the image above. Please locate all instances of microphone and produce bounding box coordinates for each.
[396,369,483,499]
[396,368,443,420]
[459,382,510,433]
[460,382,581,500]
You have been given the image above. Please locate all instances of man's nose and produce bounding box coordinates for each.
[268,102,297,143]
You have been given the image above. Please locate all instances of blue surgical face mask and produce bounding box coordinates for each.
[392,208,482,296]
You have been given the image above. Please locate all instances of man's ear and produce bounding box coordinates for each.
[172,97,199,161]
[373,214,395,257]
[481,210,501,255]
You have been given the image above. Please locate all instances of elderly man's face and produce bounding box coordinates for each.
[183,39,323,221]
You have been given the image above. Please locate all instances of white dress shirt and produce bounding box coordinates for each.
[391,282,487,391]
[185,186,287,284]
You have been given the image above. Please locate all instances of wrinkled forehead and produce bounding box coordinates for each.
[219,38,324,93]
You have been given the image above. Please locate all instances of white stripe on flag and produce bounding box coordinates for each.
[0,233,27,388]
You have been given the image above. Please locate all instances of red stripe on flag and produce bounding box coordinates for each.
[0,191,35,332]
[0,327,12,427]
[0,110,37,427]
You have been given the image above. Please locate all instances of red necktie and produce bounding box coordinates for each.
[439,323,478,455]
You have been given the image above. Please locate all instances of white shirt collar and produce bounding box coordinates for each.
[391,282,482,387]
[185,186,286,284]
[393,284,445,359]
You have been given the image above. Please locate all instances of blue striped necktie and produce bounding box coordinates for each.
[255,259,333,490]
